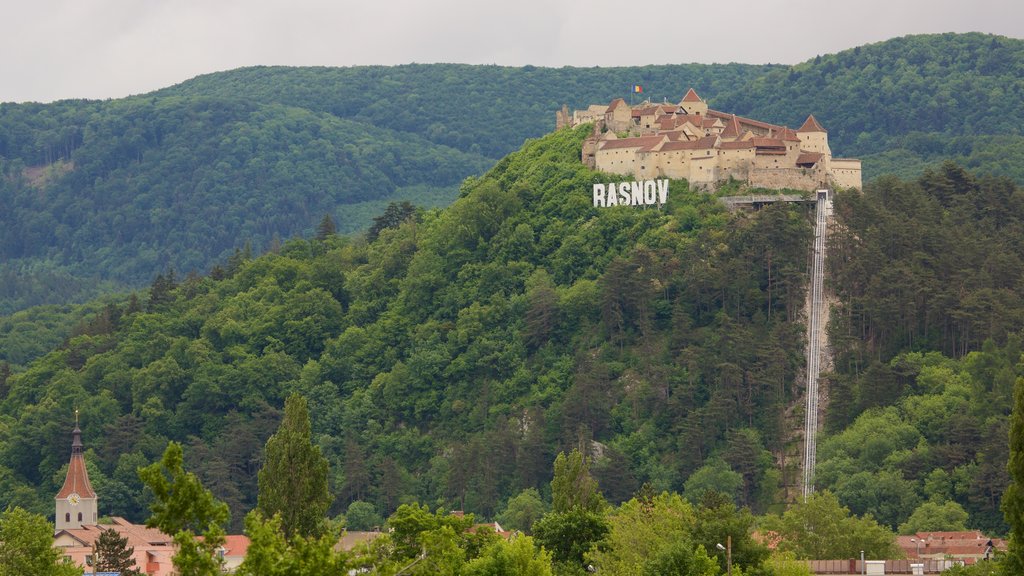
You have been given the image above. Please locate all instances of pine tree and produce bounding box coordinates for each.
[257,393,332,539]
[93,528,142,575]
[367,201,416,241]
[315,214,337,240]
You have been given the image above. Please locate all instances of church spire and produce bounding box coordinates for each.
[55,415,98,531]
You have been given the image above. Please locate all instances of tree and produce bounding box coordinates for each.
[641,542,719,576]
[764,551,813,576]
[93,528,143,575]
[497,488,548,534]
[463,535,553,576]
[531,507,609,567]
[258,392,333,539]
[1003,374,1024,574]
[345,500,383,531]
[368,201,417,241]
[761,491,901,560]
[683,458,743,505]
[898,501,969,534]
[551,449,603,514]
[587,492,697,576]
[316,214,337,240]
[0,506,80,576]
[691,496,769,574]
[532,449,609,570]
[138,441,230,576]
[237,511,348,576]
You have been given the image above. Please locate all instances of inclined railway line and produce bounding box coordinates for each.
[802,190,830,498]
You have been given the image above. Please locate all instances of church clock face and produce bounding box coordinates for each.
[68,492,80,506]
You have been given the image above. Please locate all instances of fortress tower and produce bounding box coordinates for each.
[797,115,831,156]
[679,88,708,116]
[55,417,98,531]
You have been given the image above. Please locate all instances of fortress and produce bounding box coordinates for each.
[557,88,861,192]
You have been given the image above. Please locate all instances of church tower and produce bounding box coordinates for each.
[55,415,98,531]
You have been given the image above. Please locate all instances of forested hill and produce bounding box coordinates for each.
[152,62,773,161]
[0,63,769,315]
[0,125,1020,540]
[0,125,813,531]
[1,33,1022,315]
[715,32,1024,182]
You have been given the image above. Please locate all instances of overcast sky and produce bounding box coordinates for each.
[2,0,1020,103]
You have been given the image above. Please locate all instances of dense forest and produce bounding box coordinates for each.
[1,121,1020,552]
[715,33,1024,183]
[1,33,1022,314]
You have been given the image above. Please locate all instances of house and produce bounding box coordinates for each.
[51,421,249,574]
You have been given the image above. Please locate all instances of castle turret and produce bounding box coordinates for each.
[797,114,831,156]
[679,88,708,116]
[55,417,98,531]
[605,98,632,133]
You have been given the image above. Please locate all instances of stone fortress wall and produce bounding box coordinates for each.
[561,89,862,192]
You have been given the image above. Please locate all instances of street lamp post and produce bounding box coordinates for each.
[911,538,921,558]
[716,537,732,576]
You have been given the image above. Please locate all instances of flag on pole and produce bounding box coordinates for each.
[632,84,643,94]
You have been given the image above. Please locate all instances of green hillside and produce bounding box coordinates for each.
[714,33,1024,182]
[0,125,811,530]
[3,33,1024,315]
[152,62,775,159]
[0,125,1017,541]
[0,97,492,314]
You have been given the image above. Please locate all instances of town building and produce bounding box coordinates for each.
[564,88,861,192]
[896,530,1004,563]
[55,419,98,531]
[51,421,249,575]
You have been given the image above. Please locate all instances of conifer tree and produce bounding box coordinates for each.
[93,528,142,575]
[258,392,332,539]
[316,214,337,240]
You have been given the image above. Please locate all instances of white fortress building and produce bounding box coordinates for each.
[557,88,861,192]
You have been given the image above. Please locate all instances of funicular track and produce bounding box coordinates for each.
[802,189,830,498]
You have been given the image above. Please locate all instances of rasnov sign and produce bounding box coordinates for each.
[593,179,669,208]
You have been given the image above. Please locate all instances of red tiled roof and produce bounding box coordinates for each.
[774,127,802,142]
[222,534,250,557]
[608,98,627,111]
[57,455,96,498]
[681,88,702,102]
[720,115,742,139]
[751,137,785,148]
[599,135,665,151]
[796,152,823,165]
[798,114,827,133]
[336,531,385,552]
[707,110,784,132]
[58,519,175,549]
[720,141,754,150]
[659,140,703,151]
[57,427,96,499]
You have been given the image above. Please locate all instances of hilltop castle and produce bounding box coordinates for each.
[557,88,861,192]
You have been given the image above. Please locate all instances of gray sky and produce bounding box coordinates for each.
[2,0,1021,103]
